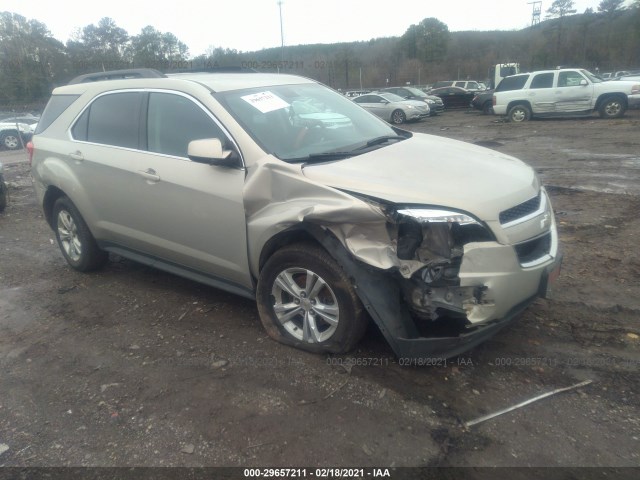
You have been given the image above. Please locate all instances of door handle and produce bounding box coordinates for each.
[69,151,84,161]
[137,168,160,182]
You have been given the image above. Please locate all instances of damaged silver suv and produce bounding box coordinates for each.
[30,69,561,359]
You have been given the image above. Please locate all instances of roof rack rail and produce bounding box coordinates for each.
[68,68,166,85]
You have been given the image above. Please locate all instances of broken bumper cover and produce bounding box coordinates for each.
[394,252,563,360]
[322,226,562,361]
[395,255,562,365]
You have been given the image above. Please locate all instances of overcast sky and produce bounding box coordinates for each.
[6,0,624,57]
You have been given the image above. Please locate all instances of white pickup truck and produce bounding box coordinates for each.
[493,68,640,122]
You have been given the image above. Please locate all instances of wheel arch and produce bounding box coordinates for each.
[42,185,68,229]
[506,100,533,114]
[594,93,628,112]
[257,225,320,276]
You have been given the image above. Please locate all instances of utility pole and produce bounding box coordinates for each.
[278,1,285,62]
[528,1,542,27]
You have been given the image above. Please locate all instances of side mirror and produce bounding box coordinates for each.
[580,79,588,86]
[380,100,389,104]
[188,138,237,167]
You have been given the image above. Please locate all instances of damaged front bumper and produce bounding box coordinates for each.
[394,252,562,359]
[319,215,562,361]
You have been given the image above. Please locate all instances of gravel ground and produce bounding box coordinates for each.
[0,109,638,474]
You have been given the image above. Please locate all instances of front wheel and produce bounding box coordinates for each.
[257,243,367,354]
[508,104,531,122]
[599,97,625,119]
[391,109,406,124]
[52,197,108,271]
[482,102,494,115]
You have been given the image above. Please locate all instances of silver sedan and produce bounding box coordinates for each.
[352,92,430,124]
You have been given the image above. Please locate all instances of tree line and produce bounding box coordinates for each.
[1,0,639,108]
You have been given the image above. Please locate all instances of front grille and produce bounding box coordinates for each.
[499,193,541,225]
[514,232,551,264]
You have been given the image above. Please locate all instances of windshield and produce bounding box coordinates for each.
[405,87,427,97]
[581,69,602,83]
[379,92,406,103]
[217,83,397,162]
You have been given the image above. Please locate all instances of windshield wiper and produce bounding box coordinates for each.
[290,151,357,164]
[358,135,407,149]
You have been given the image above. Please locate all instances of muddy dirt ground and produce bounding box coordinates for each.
[0,109,639,473]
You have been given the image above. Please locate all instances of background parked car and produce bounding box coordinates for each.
[429,81,485,93]
[428,86,475,109]
[379,87,445,114]
[352,92,430,124]
[471,90,495,114]
[0,120,33,150]
[493,68,640,121]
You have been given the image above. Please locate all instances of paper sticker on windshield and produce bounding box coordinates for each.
[241,91,289,113]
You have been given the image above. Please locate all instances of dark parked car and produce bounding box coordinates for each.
[379,87,445,114]
[429,87,475,109]
[471,90,495,114]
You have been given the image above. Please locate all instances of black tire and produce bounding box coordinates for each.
[1,132,22,150]
[256,242,367,354]
[391,109,406,124]
[598,96,626,119]
[482,101,494,115]
[508,104,531,122]
[52,196,108,272]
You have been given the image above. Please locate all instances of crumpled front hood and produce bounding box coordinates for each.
[302,133,538,222]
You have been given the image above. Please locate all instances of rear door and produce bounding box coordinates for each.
[528,72,556,113]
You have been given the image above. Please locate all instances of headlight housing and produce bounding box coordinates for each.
[397,208,480,226]
[394,208,493,263]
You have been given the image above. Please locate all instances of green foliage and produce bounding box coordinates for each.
[1,10,639,107]
[546,0,577,18]
[0,12,66,106]
[400,18,450,63]
[597,0,625,14]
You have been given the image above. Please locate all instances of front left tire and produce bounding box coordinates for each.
[599,96,626,119]
[256,243,368,354]
[52,196,108,271]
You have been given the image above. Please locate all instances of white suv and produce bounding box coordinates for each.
[30,69,562,359]
[493,68,640,121]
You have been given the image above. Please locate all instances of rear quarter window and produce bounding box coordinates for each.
[34,95,80,135]
[495,75,530,92]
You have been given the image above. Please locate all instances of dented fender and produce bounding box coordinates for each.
[243,157,419,278]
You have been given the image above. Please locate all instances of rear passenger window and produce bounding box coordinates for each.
[530,73,554,89]
[72,92,142,149]
[147,93,226,158]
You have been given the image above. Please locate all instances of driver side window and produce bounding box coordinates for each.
[147,93,227,158]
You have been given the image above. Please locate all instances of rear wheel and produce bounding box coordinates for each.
[599,97,625,119]
[53,197,108,271]
[257,243,367,354]
[508,104,531,122]
[1,132,21,150]
[391,109,406,124]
